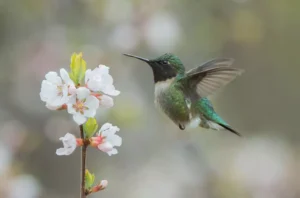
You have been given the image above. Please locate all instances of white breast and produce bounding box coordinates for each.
[154,78,174,107]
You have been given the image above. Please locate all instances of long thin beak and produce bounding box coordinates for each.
[123,53,149,62]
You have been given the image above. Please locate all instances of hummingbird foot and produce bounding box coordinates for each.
[179,124,185,130]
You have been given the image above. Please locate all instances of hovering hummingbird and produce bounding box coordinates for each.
[123,53,244,136]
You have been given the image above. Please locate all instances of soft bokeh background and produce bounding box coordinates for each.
[0,0,299,197]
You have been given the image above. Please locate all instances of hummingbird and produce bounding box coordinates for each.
[123,53,244,136]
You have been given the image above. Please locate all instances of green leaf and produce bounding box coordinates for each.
[85,169,95,189]
[69,52,87,85]
[83,118,98,138]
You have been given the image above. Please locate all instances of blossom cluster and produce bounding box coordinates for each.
[39,53,122,156]
[40,53,123,195]
[40,62,120,125]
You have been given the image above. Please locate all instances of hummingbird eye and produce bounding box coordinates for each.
[161,60,168,65]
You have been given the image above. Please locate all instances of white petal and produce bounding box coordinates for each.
[73,114,87,125]
[85,96,99,109]
[56,148,67,156]
[67,104,76,114]
[95,65,109,75]
[50,95,66,106]
[87,80,102,92]
[101,73,114,85]
[58,85,69,104]
[83,96,99,117]
[40,80,57,102]
[40,91,49,103]
[99,95,114,108]
[67,95,76,113]
[85,69,92,84]
[109,134,122,147]
[76,87,90,100]
[99,123,113,134]
[107,148,118,156]
[62,133,76,143]
[98,142,113,152]
[102,85,120,96]
[68,94,76,105]
[46,103,61,110]
[60,68,74,85]
[83,109,96,117]
[68,85,77,95]
[45,72,62,85]
[100,124,119,137]
[56,147,75,156]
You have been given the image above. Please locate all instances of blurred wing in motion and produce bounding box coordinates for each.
[182,58,244,97]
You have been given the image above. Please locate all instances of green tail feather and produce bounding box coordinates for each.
[197,98,241,136]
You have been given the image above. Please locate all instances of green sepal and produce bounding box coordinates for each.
[83,118,98,138]
[85,169,95,189]
[69,52,87,85]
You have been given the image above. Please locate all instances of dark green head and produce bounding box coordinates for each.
[123,53,185,83]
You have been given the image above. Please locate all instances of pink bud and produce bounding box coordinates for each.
[91,180,108,192]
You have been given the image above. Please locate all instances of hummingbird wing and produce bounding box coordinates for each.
[182,58,244,97]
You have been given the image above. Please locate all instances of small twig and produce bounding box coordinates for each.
[80,125,87,198]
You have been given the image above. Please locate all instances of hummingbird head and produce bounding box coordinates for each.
[123,53,185,83]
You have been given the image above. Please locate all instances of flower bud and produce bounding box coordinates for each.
[91,180,108,192]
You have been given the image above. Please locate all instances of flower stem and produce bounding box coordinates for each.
[80,125,87,198]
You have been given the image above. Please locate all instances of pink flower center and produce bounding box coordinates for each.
[73,100,88,114]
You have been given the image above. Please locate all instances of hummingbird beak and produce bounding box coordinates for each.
[123,54,149,63]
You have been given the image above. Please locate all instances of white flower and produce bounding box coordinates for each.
[67,87,99,125]
[97,123,122,156]
[56,133,77,156]
[85,65,120,95]
[40,68,75,108]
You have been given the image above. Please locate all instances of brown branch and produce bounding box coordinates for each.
[80,125,87,198]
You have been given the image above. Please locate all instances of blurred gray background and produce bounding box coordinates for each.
[0,0,299,197]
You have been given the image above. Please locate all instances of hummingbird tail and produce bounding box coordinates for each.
[218,123,241,137]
